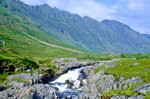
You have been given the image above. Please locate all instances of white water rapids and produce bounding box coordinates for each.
[50,67,86,98]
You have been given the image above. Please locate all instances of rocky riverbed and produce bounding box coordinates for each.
[0,58,150,99]
[0,58,96,99]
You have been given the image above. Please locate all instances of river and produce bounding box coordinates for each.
[50,67,86,99]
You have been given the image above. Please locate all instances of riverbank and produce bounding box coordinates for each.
[79,58,150,99]
[0,58,100,98]
[0,58,150,99]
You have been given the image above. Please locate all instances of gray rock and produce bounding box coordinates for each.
[26,69,31,72]
[132,83,150,95]
[66,95,72,99]
[0,84,5,91]
[80,60,143,97]
[74,80,81,89]
[80,79,86,86]
[144,67,150,70]
[133,63,139,66]
[78,92,101,99]
[111,95,144,99]
[105,63,116,68]
[0,84,56,99]
[8,81,25,89]
[77,73,86,81]
[111,95,126,99]
[7,73,43,85]
[128,95,144,99]
[52,58,78,63]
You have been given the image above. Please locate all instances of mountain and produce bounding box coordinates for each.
[0,1,85,59]
[0,0,150,53]
[142,34,150,39]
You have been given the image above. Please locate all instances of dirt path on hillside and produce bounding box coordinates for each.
[39,40,82,53]
[25,33,82,53]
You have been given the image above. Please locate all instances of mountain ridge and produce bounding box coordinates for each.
[1,0,150,53]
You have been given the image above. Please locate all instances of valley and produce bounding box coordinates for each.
[0,0,150,99]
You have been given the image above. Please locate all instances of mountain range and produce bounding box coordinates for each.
[0,0,150,53]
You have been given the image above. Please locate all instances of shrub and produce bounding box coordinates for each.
[20,58,39,69]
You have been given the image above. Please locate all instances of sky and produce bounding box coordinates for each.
[20,0,150,34]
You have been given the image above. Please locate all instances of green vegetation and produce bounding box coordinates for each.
[0,1,150,98]
[88,90,92,93]
[94,66,105,74]
[10,78,30,85]
[104,59,150,83]
[1,0,150,53]
[119,53,150,60]
[95,58,150,98]
[145,91,150,99]
[77,53,120,61]
[0,72,9,84]
[101,88,139,97]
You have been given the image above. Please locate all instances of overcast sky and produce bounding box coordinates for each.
[20,0,150,34]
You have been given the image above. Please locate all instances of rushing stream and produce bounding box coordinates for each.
[50,67,86,99]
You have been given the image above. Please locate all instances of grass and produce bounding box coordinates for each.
[96,59,150,98]
[0,9,83,59]
[145,91,150,99]
[0,11,121,60]
[94,66,105,74]
[104,59,150,82]
[9,78,30,85]
[88,90,92,93]
[0,72,9,84]
[101,88,139,98]
[0,5,150,97]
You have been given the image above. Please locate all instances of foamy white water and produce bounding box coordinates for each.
[51,67,84,92]
[52,67,84,83]
[50,66,90,98]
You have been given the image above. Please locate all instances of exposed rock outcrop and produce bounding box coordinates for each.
[79,59,146,99]
[132,83,150,95]
[7,73,43,85]
[111,95,144,99]
[0,84,56,99]
[0,67,56,98]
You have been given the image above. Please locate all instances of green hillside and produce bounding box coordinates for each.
[1,0,150,53]
[0,8,83,59]
[0,6,119,61]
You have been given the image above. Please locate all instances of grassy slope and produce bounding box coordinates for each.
[0,6,121,85]
[0,6,121,60]
[0,7,83,59]
[94,59,150,98]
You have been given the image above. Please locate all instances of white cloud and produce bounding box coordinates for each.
[42,0,59,7]
[20,0,42,5]
[49,0,116,21]
[20,0,116,21]
[62,0,116,21]
[111,0,150,34]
